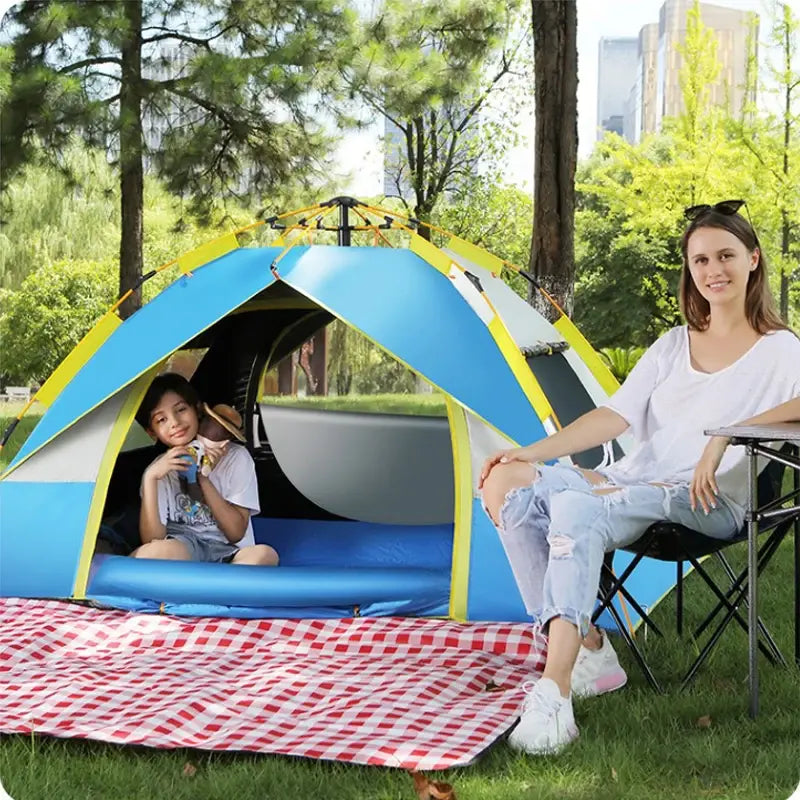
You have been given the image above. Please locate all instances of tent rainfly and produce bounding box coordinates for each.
[0,197,678,624]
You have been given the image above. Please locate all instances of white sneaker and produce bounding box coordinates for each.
[571,634,628,698]
[507,677,578,755]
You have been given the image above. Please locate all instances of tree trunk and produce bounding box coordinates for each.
[414,205,433,241]
[118,0,144,319]
[528,0,578,321]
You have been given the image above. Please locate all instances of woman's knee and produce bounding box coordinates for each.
[482,461,538,523]
[232,544,279,566]
[132,539,190,560]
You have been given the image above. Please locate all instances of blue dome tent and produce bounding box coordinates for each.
[0,197,676,625]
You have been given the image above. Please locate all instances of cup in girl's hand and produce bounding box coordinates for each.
[179,453,198,484]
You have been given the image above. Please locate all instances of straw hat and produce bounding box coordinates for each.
[202,403,246,442]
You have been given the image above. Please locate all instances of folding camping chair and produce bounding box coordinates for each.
[594,448,797,693]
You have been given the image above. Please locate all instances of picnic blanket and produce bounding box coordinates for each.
[0,598,546,769]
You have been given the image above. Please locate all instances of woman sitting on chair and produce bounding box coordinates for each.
[480,200,800,755]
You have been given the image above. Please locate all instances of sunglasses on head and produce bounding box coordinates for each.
[684,199,759,245]
[684,199,746,220]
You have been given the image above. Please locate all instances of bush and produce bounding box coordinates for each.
[0,259,116,384]
[599,346,646,382]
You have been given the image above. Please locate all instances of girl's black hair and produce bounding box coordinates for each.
[135,373,201,430]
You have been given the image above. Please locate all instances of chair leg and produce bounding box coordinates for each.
[594,551,663,637]
[690,536,787,667]
[603,594,663,693]
[690,557,783,666]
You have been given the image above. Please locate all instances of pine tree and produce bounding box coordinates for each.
[1,0,354,316]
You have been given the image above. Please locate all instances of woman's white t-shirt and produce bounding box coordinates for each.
[601,326,800,510]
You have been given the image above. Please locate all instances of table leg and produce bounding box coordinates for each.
[794,445,799,668]
[747,442,759,718]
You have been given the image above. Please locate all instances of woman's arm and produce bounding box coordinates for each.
[691,396,800,512]
[724,396,800,435]
[479,406,629,486]
[198,474,249,543]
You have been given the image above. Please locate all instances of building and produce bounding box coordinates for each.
[597,37,639,139]
[653,0,756,132]
[603,0,759,145]
[623,23,659,143]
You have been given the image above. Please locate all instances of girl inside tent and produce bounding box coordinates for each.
[133,373,279,567]
[480,200,800,755]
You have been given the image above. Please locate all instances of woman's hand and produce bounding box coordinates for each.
[143,446,191,483]
[690,436,730,513]
[478,447,532,489]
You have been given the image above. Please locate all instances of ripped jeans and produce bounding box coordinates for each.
[487,463,741,637]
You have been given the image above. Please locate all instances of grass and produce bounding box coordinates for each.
[260,392,448,417]
[1,400,799,799]
[0,402,41,472]
[1,545,798,799]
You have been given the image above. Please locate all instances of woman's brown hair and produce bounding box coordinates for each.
[679,209,788,333]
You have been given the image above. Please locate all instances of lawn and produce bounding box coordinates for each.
[259,392,448,417]
[1,401,799,800]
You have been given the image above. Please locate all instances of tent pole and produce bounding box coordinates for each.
[338,201,351,247]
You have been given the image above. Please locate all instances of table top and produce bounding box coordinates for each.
[706,422,800,442]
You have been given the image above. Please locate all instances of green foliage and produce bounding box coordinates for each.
[726,2,800,320]
[1,0,357,306]
[0,146,119,289]
[599,346,646,382]
[325,320,417,396]
[0,259,116,383]
[1,0,355,210]
[432,178,533,298]
[261,393,446,416]
[0,142,254,293]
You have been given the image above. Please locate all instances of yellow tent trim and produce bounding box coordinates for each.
[411,234,552,424]
[553,317,619,396]
[72,364,164,598]
[446,235,504,274]
[446,399,472,621]
[487,317,553,421]
[409,233,451,274]
[35,312,122,409]
[176,233,239,276]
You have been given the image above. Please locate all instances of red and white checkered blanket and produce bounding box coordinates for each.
[0,598,546,769]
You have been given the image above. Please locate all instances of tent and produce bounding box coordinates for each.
[0,197,676,623]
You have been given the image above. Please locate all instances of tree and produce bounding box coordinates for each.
[731,1,800,320]
[0,259,117,383]
[0,143,251,292]
[570,2,800,346]
[432,178,533,299]
[528,0,578,319]
[346,0,530,238]
[1,0,354,316]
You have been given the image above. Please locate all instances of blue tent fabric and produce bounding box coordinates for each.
[12,246,541,472]
[0,482,95,596]
[10,247,278,469]
[0,237,685,628]
[277,246,544,446]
